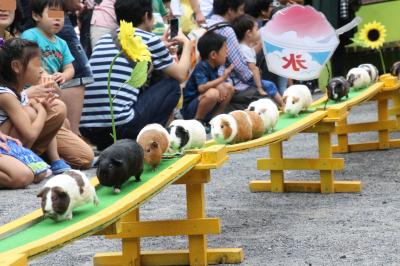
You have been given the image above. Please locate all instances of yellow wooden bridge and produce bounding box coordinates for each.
[0,74,399,266]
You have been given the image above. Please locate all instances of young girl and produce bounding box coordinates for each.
[0,38,71,176]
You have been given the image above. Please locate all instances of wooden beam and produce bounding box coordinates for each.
[105,218,220,238]
[334,120,397,134]
[249,180,361,193]
[94,248,244,266]
[333,139,400,153]
[257,158,344,171]
[269,142,284,193]
[174,169,210,184]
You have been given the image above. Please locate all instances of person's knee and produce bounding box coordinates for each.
[52,99,67,121]
[204,88,220,101]
[9,169,34,189]
[64,147,94,170]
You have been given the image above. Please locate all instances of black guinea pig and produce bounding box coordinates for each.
[391,61,400,79]
[96,139,144,193]
[327,76,350,102]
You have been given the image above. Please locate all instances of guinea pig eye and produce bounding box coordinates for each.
[292,100,295,104]
[220,125,224,129]
[147,149,151,153]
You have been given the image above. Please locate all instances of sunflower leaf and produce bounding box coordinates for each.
[126,61,149,88]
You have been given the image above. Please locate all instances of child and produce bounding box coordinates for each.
[0,38,70,175]
[181,31,235,127]
[21,0,74,85]
[232,14,284,108]
[244,0,273,28]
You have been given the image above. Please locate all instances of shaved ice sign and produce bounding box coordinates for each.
[261,5,339,80]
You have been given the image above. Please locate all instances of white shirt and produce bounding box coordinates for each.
[239,43,257,64]
[200,0,213,17]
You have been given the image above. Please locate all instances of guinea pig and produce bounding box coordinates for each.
[390,61,400,78]
[358,63,379,82]
[137,123,170,171]
[168,119,206,152]
[37,170,99,221]
[244,110,264,139]
[327,76,350,102]
[346,67,371,90]
[210,111,252,144]
[247,98,279,133]
[283,84,313,116]
[97,139,144,193]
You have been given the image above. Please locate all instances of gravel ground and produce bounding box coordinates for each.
[1,97,400,266]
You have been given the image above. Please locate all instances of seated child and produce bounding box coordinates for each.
[182,31,235,127]
[21,0,74,85]
[232,14,284,108]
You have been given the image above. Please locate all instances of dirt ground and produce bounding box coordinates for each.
[1,99,400,265]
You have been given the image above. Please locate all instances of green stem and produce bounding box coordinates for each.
[107,51,123,143]
[378,48,386,74]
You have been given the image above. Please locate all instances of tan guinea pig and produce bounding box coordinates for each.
[244,110,264,139]
[136,123,170,170]
[210,112,252,144]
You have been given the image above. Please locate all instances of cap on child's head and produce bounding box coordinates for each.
[232,14,256,41]
[31,0,65,16]
[197,32,227,60]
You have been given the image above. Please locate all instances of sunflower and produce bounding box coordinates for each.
[359,21,386,49]
[118,20,151,62]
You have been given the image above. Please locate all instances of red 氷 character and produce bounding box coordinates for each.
[282,53,307,71]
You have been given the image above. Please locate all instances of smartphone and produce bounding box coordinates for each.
[170,18,179,39]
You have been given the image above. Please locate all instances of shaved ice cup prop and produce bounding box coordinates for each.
[261,5,361,81]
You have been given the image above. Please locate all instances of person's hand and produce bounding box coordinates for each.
[39,93,59,113]
[257,88,267,96]
[26,81,60,99]
[172,30,190,45]
[0,132,22,152]
[222,64,234,79]
[194,11,206,26]
[52,72,67,84]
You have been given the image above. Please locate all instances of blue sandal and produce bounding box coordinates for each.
[50,160,71,175]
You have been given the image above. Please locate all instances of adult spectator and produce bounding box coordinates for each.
[80,0,192,150]
[207,0,264,110]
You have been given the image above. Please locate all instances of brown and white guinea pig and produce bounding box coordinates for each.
[37,170,99,221]
[346,67,371,90]
[168,119,206,152]
[358,63,379,83]
[390,61,400,79]
[327,76,350,102]
[244,110,264,139]
[283,85,313,116]
[247,98,279,133]
[210,111,252,144]
[137,123,170,171]
[97,139,144,193]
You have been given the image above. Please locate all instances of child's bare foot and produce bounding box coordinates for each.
[257,89,267,96]
[33,169,52,184]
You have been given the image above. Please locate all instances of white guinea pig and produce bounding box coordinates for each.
[247,98,279,133]
[168,119,206,152]
[283,85,313,116]
[358,63,379,83]
[210,111,253,144]
[37,170,99,221]
[346,67,371,90]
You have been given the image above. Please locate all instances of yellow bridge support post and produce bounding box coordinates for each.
[94,145,244,266]
[332,74,400,153]
[249,121,361,193]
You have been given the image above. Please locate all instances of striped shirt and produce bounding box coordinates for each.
[0,87,29,125]
[80,28,173,128]
[207,15,253,91]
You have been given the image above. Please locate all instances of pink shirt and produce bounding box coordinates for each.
[89,0,118,28]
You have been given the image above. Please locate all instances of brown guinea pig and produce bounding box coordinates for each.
[244,110,264,139]
[136,123,170,170]
[229,110,253,143]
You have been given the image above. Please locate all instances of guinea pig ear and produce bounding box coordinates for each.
[150,141,159,149]
[53,187,68,199]
[282,95,288,104]
[37,187,50,198]
[259,108,267,114]
[293,96,300,103]
[111,158,123,166]
[249,106,255,112]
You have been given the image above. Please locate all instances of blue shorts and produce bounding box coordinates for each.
[261,80,278,97]
[57,15,94,89]
[181,97,218,122]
